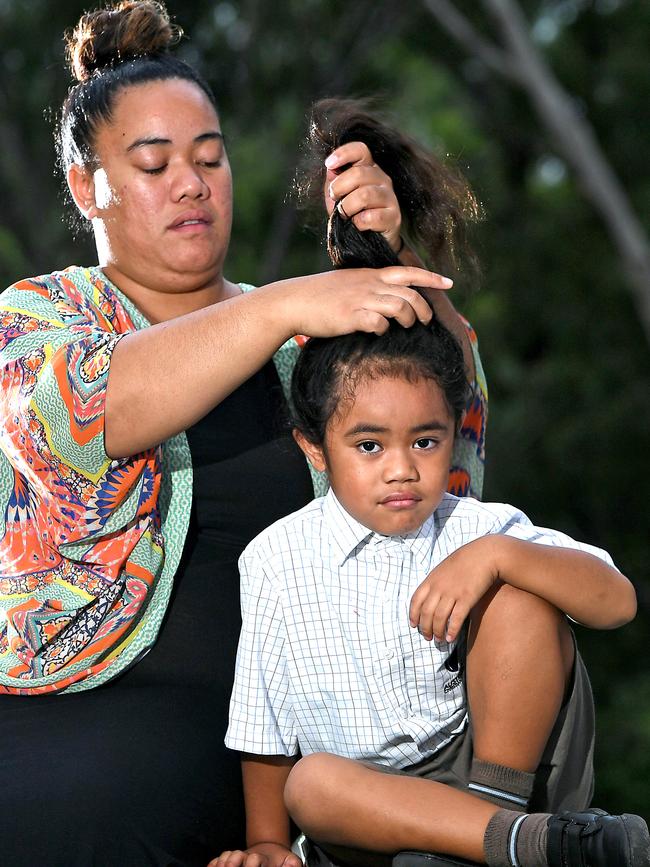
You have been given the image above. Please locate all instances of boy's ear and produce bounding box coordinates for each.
[292,429,327,473]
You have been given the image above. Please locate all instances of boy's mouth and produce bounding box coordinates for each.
[379,492,422,508]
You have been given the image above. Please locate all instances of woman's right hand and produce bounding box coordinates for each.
[209,842,301,867]
[265,265,453,340]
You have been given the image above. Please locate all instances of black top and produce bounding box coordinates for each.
[0,361,314,867]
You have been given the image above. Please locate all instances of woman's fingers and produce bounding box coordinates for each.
[329,166,390,206]
[324,143,376,216]
[283,266,454,338]
[325,140,375,173]
[331,168,400,246]
[380,265,453,292]
[325,145,402,249]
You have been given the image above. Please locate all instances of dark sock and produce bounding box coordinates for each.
[468,759,535,811]
[484,810,550,867]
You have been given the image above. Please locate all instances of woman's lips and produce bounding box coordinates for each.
[168,210,214,230]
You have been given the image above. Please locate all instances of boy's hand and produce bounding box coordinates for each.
[409,536,498,642]
[209,842,302,867]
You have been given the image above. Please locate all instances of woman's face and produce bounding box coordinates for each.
[79,77,233,303]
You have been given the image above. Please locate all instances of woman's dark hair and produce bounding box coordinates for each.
[291,100,471,447]
[57,1,217,173]
[295,97,481,280]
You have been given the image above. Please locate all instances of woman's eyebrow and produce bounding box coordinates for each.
[126,131,224,151]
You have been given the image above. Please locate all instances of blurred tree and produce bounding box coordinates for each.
[422,0,650,344]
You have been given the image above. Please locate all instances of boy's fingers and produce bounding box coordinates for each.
[409,583,429,626]
[445,604,468,643]
[432,597,456,641]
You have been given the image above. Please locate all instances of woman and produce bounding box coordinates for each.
[0,2,485,866]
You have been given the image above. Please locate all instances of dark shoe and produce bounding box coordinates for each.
[547,809,650,866]
[393,853,479,867]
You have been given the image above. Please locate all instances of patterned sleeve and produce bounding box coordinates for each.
[0,270,160,639]
[448,317,488,500]
[226,543,298,756]
[0,273,132,484]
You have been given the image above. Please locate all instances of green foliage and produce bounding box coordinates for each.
[0,0,647,815]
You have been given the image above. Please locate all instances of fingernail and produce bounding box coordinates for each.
[325,154,338,168]
[441,277,454,288]
[328,181,335,200]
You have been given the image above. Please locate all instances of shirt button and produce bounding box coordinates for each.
[383,648,395,660]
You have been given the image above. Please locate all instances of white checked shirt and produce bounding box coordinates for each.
[226,491,614,769]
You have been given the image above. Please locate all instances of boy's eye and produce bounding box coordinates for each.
[357,441,381,454]
[414,438,436,450]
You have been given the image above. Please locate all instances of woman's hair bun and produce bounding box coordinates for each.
[64,0,182,82]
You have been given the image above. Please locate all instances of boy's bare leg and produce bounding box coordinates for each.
[467,582,575,773]
[284,587,574,864]
[284,753,497,863]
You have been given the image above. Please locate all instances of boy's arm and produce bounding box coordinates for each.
[209,754,300,867]
[410,534,637,643]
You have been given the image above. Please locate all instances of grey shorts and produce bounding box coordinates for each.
[400,645,595,812]
[307,645,595,867]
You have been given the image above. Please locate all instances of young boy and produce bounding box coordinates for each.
[217,314,646,867]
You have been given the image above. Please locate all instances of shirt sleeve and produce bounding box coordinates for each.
[0,274,156,574]
[0,277,130,482]
[449,317,488,501]
[496,507,616,567]
[226,544,298,756]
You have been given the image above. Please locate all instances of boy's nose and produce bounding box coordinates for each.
[382,452,418,483]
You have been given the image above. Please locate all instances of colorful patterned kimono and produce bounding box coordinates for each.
[0,266,487,695]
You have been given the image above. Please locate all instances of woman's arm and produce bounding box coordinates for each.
[410,534,637,643]
[209,754,300,867]
[104,266,445,457]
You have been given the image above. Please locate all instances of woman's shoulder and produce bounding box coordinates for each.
[4,264,93,294]
[1,266,139,333]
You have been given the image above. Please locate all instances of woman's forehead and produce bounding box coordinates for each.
[105,78,221,141]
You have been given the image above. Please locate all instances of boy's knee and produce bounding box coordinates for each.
[472,581,570,638]
[285,753,337,827]
[469,583,575,689]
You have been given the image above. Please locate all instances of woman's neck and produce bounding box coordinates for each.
[101,265,241,324]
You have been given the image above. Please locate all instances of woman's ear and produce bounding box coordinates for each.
[293,429,327,473]
[67,163,98,220]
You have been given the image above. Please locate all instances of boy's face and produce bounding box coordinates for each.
[295,375,457,536]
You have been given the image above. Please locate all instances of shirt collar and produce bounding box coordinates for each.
[322,489,437,571]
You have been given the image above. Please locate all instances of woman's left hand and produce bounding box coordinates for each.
[324,141,402,253]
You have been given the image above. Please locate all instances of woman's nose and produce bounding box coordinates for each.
[172,164,209,200]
